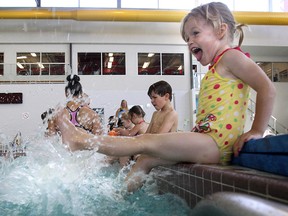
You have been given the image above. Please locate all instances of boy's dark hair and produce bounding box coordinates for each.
[147,80,172,101]
[65,74,83,97]
[129,105,146,118]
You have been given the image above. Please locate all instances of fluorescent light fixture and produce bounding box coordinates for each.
[31,53,37,57]
[178,65,182,70]
[108,53,113,57]
[148,53,154,57]
[109,57,114,62]
[38,63,44,69]
[107,61,112,69]
[142,62,150,68]
[17,62,24,69]
[17,56,27,59]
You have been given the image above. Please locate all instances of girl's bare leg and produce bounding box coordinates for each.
[56,111,220,164]
[124,155,176,193]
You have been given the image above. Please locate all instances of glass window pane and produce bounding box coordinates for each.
[0,53,3,63]
[46,64,65,75]
[17,52,40,63]
[162,53,184,75]
[0,0,36,7]
[138,53,160,75]
[80,0,117,8]
[272,0,288,12]
[122,0,158,9]
[17,65,29,76]
[0,64,3,76]
[235,0,269,12]
[0,53,3,76]
[102,52,126,75]
[78,52,101,75]
[198,0,233,10]
[41,0,78,7]
[274,62,288,82]
[159,0,196,10]
[31,64,40,76]
[42,53,65,63]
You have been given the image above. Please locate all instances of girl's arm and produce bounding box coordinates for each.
[116,124,142,136]
[221,49,276,156]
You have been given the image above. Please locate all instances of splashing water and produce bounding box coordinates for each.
[0,131,192,216]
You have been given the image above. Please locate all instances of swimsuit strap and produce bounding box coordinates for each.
[66,106,82,127]
[66,106,93,133]
[209,46,250,69]
[138,120,145,124]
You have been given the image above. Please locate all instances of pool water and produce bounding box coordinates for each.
[0,132,192,216]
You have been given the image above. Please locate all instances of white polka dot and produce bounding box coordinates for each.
[229,134,234,139]
[220,90,225,95]
[218,106,224,111]
[239,93,243,98]
[234,111,239,116]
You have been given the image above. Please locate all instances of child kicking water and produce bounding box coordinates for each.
[51,2,275,193]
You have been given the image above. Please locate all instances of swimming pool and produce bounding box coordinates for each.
[0,131,192,216]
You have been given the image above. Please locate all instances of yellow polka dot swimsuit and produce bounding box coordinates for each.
[192,47,250,164]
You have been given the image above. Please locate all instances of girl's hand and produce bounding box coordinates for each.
[233,130,263,157]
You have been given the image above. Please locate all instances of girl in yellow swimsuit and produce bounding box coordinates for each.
[192,47,251,164]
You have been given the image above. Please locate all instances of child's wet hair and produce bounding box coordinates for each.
[147,80,172,101]
[181,2,245,47]
[65,74,83,97]
[129,105,146,118]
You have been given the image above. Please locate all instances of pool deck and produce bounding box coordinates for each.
[155,163,288,209]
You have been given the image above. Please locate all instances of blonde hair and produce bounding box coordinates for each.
[181,2,245,47]
[121,112,131,121]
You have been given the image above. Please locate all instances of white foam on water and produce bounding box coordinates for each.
[0,129,192,215]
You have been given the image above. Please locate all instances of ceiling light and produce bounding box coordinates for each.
[17,56,27,59]
[109,57,114,62]
[107,62,112,69]
[178,65,182,70]
[38,63,44,69]
[31,53,37,57]
[108,53,113,57]
[148,53,154,57]
[17,62,24,69]
[142,62,150,68]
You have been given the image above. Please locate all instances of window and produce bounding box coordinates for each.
[162,53,184,75]
[257,62,288,82]
[16,52,65,76]
[78,53,101,75]
[0,0,287,12]
[138,53,160,75]
[102,52,126,75]
[78,52,126,75]
[121,0,158,9]
[138,52,184,75]
[80,0,117,8]
[0,53,3,76]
